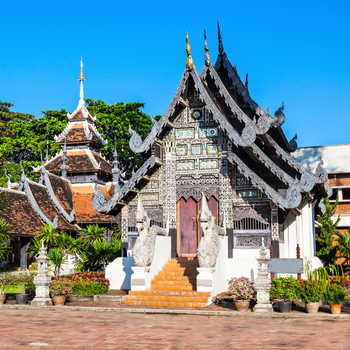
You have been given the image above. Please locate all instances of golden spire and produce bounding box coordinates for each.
[79,56,85,82]
[186,31,194,71]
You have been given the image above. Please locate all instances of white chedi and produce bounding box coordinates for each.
[197,193,226,268]
[132,196,169,267]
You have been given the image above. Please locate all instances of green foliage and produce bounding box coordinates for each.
[324,284,345,305]
[270,276,299,301]
[0,219,14,260]
[316,197,340,266]
[80,224,107,244]
[85,99,156,176]
[47,248,67,276]
[0,99,155,186]
[78,237,120,272]
[71,279,108,295]
[0,103,67,186]
[0,272,35,294]
[299,280,324,303]
[36,224,60,248]
[335,229,350,266]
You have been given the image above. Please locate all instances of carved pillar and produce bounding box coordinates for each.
[219,150,233,228]
[121,205,129,257]
[271,203,279,241]
[163,141,177,229]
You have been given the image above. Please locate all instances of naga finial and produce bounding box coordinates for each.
[186,31,194,71]
[245,73,249,92]
[217,21,224,56]
[204,30,211,66]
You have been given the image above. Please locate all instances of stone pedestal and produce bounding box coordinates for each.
[130,266,151,291]
[196,267,215,293]
[31,241,53,307]
[105,257,134,290]
[253,238,273,313]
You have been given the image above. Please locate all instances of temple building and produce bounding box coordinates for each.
[94,27,331,287]
[0,59,117,269]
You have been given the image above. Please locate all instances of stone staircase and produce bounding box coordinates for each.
[122,257,211,308]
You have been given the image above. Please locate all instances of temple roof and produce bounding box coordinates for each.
[37,149,112,175]
[93,31,331,214]
[0,188,45,236]
[72,184,116,223]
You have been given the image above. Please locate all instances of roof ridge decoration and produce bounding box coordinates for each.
[186,32,194,71]
[5,170,18,190]
[86,148,101,170]
[60,136,69,178]
[34,151,63,173]
[204,30,211,66]
[0,186,27,195]
[41,165,75,222]
[201,62,274,138]
[92,156,157,213]
[227,151,301,210]
[112,135,125,192]
[20,173,59,228]
[217,21,224,56]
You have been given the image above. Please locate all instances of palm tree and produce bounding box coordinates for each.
[47,248,67,276]
[27,236,42,259]
[79,224,107,244]
[36,224,59,248]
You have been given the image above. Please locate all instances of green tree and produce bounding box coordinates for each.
[79,224,107,244]
[316,197,341,266]
[47,248,67,276]
[85,99,156,176]
[0,99,155,186]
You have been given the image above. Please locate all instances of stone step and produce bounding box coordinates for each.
[129,290,210,297]
[151,279,196,287]
[151,284,194,291]
[124,294,208,303]
[153,275,197,282]
[158,271,198,277]
[121,300,206,308]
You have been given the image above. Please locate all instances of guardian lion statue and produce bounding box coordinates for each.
[197,193,226,268]
[132,196,169,267]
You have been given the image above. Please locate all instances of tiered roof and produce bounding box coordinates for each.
[93,27,331,215]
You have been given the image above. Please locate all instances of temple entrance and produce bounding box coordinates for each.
[177,196,218,257]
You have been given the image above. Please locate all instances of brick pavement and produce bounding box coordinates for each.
[1,309,350,349]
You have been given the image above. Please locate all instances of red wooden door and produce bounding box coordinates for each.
[199,196,218,237]
[178,197,198,256]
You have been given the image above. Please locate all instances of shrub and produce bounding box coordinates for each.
[270,276,299,301]
[51,272,109,295]
[324,284,345,305]
[228,277,254,300]
[299,280,323,303]
[49,279,73,296]
[71,280,108,295]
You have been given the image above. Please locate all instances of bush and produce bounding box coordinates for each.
[228,277,254,300]
[299,280,323,303]
[51,272,109,295]
[270,276,299,301]
[72,280,108,295]
[324,284,345,305]
[49,279,73,296]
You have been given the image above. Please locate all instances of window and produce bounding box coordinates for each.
[342,188,350,200]
[329,189,338,201]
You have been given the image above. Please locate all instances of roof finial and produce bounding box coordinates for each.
[204,30,211,66]
[186,31,194,71]
[112,135,120,182]
[245,73,249,93]
[79,56,85,106]
[60,136,69,179]
[44,139,49,163]
[217,21,224,56]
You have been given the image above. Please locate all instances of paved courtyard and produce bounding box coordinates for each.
[0,309,350,349]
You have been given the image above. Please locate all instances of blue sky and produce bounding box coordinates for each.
[1,0,349,148]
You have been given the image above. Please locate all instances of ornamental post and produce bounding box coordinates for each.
[31,240,53,306]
